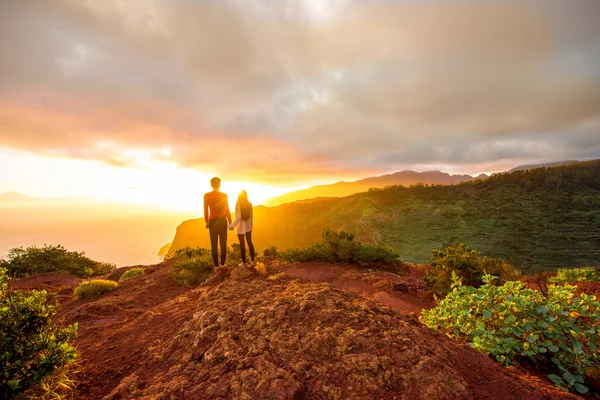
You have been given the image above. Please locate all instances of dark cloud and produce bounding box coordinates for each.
[0,0,599,182]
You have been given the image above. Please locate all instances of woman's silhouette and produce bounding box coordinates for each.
[229,190,255,265]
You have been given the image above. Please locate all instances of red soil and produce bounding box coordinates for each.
[11,261,587,399]
[277,261,433,315]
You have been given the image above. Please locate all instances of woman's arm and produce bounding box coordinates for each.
[229,204,241,229]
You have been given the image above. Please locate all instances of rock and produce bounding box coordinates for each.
[394,283,409,292]
[230,266,254,280]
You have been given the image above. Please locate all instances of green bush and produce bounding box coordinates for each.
[263,246,278,257]
[424,242,518,295]
[355,244,399,266]
[0,268,78,398]
[119,267,146,281]
[278,228,399,268]
[549,267,599,284]
[167,247,214,286]
[420,273,599,393]
[74,279,119,300]
[0,244,115,278]
[225,244,242,266]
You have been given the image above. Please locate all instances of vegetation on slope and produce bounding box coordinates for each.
[166,247,215,286]
[549,268,599,284]
[169,159,600,272]
[0,268,78,399]
[424,242,519,295]
[421,274,599,393]
[278,228,401,269]
[1,244,115,278]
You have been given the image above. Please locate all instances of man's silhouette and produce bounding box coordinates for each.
[203,177,232,267]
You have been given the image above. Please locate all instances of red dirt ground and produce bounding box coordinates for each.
[11,261,592,399]
[277,261,433,315]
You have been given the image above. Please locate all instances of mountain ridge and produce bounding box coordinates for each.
[264,170,481,206]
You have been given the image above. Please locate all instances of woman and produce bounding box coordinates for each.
[229,190,255,265]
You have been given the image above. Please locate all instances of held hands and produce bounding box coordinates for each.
[228,224,234,230]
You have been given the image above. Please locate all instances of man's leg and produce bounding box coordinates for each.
[217,219,228,266]
[245,231,255,262]
[237,234,247,263]
[208,220,219,267]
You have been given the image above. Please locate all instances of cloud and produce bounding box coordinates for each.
[1,0,599,183]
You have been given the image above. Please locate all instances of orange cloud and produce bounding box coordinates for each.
[1,0,599,183]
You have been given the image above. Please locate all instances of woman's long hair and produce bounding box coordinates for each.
[237,190,252,221]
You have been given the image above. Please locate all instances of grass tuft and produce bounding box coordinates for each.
[74,279,118,299]
[119,267,146,281]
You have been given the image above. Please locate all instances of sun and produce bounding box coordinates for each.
[219,181,284,211]
[102,158,292,212]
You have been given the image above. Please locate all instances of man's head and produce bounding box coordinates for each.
[210,177,221,189]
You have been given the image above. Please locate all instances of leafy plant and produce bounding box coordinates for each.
[424,243,518,295]
[549,267,599,284]
[0,268,78,399]
[74,279,119,299]
[119,267,146,281]
[167,247,214,286]
[0,244,115,278]
[420,273,599,393]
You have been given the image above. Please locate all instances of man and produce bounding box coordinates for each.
[204,177,232,267]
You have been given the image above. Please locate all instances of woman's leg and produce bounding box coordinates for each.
[245,231,255,261]
[237,234,247,263]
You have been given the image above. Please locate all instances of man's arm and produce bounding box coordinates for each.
[203,193,209,228]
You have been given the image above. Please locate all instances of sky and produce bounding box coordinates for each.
[1,0,599,210]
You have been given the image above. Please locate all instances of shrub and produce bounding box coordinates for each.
[225,244,242,267]
[74,280,119,299]
[278,228,399,268]
[424,242,518,295]
[119,267,146,281]
[549,267,599,284]
[420,273,599,393]
[0,244,115,278]
[355,244,399,266]
[0,268,78,398]
[167,247,214,286]
[263,246,278,257]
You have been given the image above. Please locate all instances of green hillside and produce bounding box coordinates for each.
[168,160,600,272]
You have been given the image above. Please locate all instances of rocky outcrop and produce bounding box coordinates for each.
[103,266,561,400]
[157,242,171,256]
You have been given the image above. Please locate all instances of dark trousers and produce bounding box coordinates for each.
[237,231,255,263]
[209,218,228,267]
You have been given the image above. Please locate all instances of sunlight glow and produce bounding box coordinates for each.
[0,148,293,212]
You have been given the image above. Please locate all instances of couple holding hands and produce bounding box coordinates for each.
[203,177,255,268]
